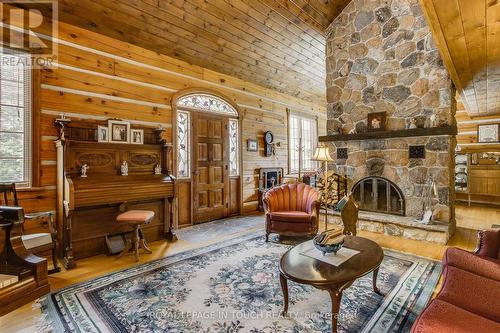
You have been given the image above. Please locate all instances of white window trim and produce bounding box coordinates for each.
[287,110,318,175]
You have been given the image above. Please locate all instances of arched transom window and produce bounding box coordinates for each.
[177,93,238,116]
[176,93,239,179]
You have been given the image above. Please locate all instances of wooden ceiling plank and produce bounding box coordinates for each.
[123,0,325,83]
[250,0,326,47]
[419,0,464,91]
[175,0,326,67]
[432,0,472,84]
[486,0,500,114]
[270,0,326,34]
[224,0,325,55]
[459,0,487,115]
[287,0,331,29]
[112,0,324,97]
[79,0,322,99]
[425,0,480,115]
[294,0,332,24]
[164,0,326,74]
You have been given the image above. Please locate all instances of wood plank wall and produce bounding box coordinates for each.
[9,19,326,221]
[456,94,500,151]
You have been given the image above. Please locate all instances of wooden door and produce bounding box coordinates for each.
[192,113,229,223]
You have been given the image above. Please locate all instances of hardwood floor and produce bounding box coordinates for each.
[0,211,486,332]
[455,203,500,230]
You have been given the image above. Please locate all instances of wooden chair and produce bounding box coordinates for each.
[0,183,60,274]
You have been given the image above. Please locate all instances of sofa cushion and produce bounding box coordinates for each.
[412,299,500,333]
[270,211,311,223]
[444,247,500,282]
[477,229,500,259]
[438,266,500,322]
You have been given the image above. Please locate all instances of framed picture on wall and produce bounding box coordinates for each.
[367,112,387,132]
[108,120,130,143]
[97,125,108,142]
[247,139,258,152]
[478,124,499,143]
[131,129,144,144]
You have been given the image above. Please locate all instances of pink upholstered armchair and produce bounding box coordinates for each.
[263,182,320,242]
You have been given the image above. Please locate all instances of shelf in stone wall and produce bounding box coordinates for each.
[318,125,457,142]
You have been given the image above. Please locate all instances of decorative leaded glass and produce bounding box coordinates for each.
[177,111,190,178]
[229,119,239,176]
[177,94,238,116]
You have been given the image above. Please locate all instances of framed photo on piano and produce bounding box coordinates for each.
[108,120,130,143]
[97,125,108,142]
[131,129,144,144]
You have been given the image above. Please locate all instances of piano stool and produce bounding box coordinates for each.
[116,210,154,262]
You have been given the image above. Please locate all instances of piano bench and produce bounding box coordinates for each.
[116,210,155,262]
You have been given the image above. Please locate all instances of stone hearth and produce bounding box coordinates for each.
[325,210,449,244]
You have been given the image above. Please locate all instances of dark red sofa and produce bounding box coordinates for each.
[412,229,500,333]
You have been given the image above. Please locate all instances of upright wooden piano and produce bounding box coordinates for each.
[55,118,175,269]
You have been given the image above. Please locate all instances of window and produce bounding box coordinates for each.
[0,50,32,186]
[288,113,317,174]
[177,111,190,178]
[176,93,239,179]
[177,94,238,116]
[228,119,239,176]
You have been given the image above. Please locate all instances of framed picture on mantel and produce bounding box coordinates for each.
[478,124,499,143]
[367,112,386,132]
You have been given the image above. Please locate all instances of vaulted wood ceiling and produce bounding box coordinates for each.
[421,0,500,117]
[23,0,351,103]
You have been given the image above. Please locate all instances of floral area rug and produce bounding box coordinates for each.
[41,233,440,332]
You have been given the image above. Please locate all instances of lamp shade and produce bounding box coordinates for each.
[313,146,334,162]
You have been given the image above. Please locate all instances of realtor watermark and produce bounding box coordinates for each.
[151,309,359,322]
[0,0,58,68]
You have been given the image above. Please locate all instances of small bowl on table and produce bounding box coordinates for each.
[313,234,345,256]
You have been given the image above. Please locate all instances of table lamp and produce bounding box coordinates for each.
[313,146,334,231]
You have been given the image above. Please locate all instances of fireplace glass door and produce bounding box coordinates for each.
[352,176,405,216]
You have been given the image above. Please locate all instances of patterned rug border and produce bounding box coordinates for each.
[40,232,441,333]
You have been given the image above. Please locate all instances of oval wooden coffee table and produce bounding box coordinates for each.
[279,236,384,333]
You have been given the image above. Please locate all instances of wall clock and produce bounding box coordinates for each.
[264,131,274,157]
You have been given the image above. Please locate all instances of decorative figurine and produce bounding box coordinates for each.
[80,164,89,178]
[408,118,417,129]
[429,114,437,128]
[121,161,129,176]
[154,164,162,175]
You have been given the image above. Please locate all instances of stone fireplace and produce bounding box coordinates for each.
[323,0,456,243]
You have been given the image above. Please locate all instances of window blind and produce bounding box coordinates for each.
[0,49,32,187]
